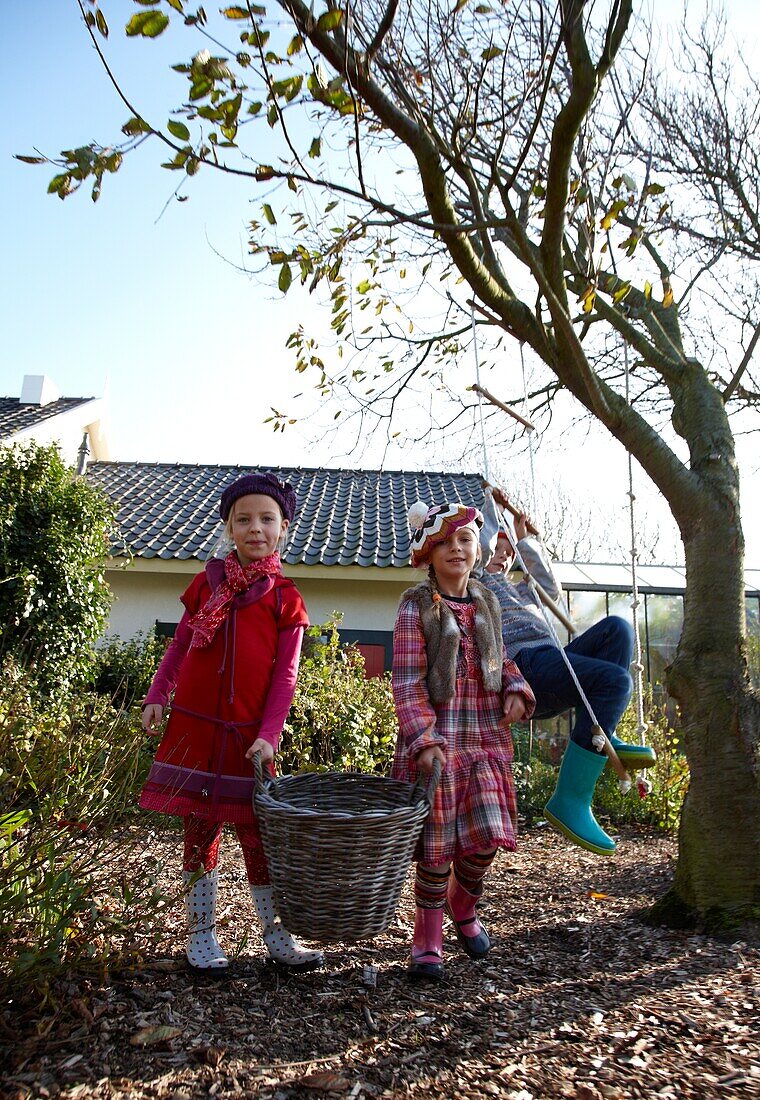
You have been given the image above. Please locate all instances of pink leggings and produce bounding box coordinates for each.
[183,814,269,885]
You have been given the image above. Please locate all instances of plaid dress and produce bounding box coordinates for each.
[392,595,535,866]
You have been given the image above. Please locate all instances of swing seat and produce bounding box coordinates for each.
[253,756,440,944]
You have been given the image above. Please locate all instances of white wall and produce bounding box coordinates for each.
[104,560,418,639]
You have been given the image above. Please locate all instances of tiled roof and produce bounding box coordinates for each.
[85,462,487,568]
[0,396,96,439]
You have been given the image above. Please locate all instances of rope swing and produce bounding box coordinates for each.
[470,328,631,787]
[623,342,652,799]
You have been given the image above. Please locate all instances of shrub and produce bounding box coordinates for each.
[279,616,398,774]
[0,660,173,984]
[513,692,689,832]
[0,442,115,696]
[93,628,165,708]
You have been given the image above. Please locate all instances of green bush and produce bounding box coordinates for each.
[512,692,689,832]
[0,660,173,984]
[279,616,398,774]
[0,442,115,696]
[93,628,165,708]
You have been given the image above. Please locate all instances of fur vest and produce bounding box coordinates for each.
[400,578,504,705]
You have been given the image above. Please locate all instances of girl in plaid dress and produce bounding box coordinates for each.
[392,501,535,981]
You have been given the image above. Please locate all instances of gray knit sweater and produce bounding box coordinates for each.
[479,537,568,661]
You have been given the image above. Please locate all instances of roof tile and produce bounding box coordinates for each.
[85,461,485,569]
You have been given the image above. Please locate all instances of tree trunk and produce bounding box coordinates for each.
[655,505,760,931]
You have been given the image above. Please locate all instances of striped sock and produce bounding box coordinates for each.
[415,864,451,909]
[453,851,497,897]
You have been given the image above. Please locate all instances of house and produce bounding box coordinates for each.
[3,379,759,687]
[84,462,480,675]
[0,374,109,469]
[83,461,760,690]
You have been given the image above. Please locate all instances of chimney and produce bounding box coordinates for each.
[20,375,60,406]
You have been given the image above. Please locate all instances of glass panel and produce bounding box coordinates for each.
[635,565,687,591]
[645,594,684,688]
[576,564,635,588]
[746,597,760,690]
[606,591,635,626]
[567,590,608,635]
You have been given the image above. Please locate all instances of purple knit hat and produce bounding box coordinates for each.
[219,472,297,523]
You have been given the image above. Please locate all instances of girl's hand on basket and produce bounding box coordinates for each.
[141,704,163,733]
[415,745,446,775]
[502,692,528,723]
[246,738,274,764]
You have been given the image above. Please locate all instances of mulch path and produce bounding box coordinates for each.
[2,824,758,1100]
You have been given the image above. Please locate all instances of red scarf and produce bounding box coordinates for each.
[188,550,282,649]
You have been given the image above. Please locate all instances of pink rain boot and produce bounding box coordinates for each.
[408,905,445,981]
[445,875,491,959]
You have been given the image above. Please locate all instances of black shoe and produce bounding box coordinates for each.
[445,905,491,959]
[407,951,444,982]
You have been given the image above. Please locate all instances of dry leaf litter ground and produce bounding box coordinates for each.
[2,824,758,1100]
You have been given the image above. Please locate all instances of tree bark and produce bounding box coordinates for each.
[652,380,759,926]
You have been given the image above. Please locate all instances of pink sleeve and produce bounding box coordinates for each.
[142,612,193,708]
[257,625,305,748]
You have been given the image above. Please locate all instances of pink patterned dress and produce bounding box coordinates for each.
[392,595,535,866]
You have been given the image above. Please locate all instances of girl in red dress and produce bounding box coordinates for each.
[392,501,535,980]
[140,473,323,975]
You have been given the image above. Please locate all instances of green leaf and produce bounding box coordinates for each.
[644,182,666,196]
[247,101,263,115]
[317,9,344,31]
[221,6,250,17]
[95,8,109,37]
[189,78,213,101]
[262,203,276,225]
[356,279,372,294]
[166,0,185,11]
[125,11,169,37]
[287,35,304,56]
[278,263,293,293]
[122,116,151,136]
[14,155,46,165]
[308,137,321,158]
[481,45,503,61]
[167,120,191,141]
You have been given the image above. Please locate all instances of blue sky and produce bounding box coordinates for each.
[2,1,759,562]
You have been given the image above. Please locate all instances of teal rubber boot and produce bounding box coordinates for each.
[609,735,656,771]
[544,740,616,855]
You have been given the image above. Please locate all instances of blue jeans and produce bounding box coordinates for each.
[514,616,634,751]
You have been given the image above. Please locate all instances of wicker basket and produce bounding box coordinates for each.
[253,758,439,944]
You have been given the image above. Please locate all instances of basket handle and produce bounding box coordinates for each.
[412,756,441,809]
[252,750,280,801]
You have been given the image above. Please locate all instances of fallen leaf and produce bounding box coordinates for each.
[295,1071,352,1092]
[129,1025,182,1047]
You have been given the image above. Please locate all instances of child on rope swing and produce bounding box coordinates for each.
[391,500,535,981]
[140,472,323,976]
[478,486,656,856]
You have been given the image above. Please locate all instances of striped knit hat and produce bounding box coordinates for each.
[408,501,484,568]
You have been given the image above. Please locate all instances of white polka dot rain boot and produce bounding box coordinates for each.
[184,869,229,976]
[250,885,324,971]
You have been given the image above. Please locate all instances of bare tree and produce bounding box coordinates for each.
[27,0,759,928]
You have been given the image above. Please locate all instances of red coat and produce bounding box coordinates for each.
[140,562,308,824]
